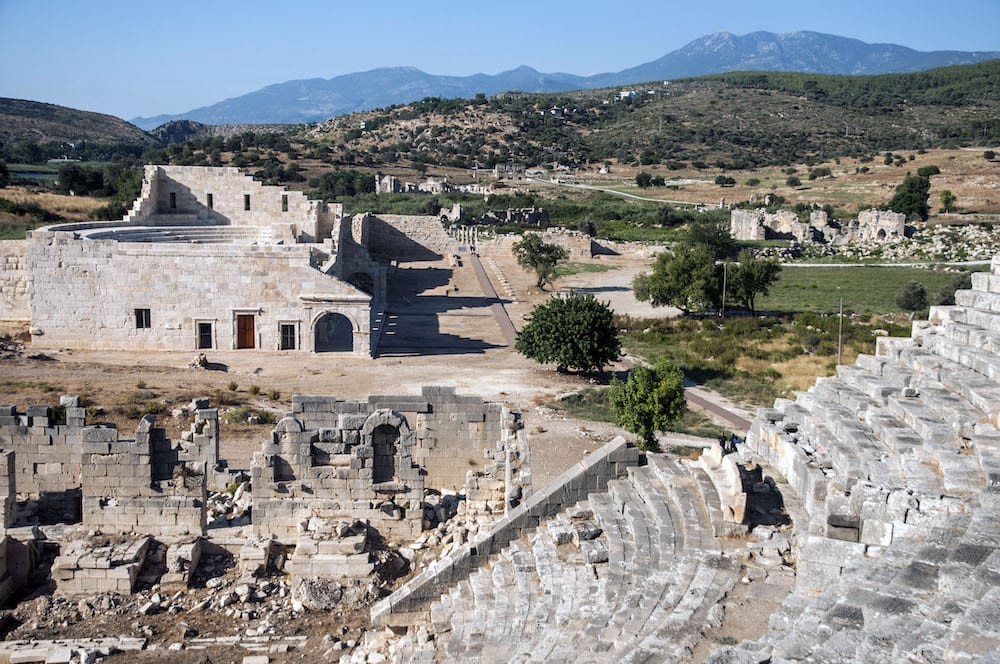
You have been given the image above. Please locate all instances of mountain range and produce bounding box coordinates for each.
[108,31,1000,130]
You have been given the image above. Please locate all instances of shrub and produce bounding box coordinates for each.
[896,281,928,311]
[226,381,238,392]
[786,176,801,187]
[916,165,940,177]
[249,385,261,395]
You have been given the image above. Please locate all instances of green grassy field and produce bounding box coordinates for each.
[757,265,981,315]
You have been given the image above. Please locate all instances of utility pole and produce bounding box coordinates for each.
[837,295,844,366]
[721,261,727,319]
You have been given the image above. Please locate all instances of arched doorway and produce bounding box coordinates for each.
[314,312,354,352]
[372,424,398,483]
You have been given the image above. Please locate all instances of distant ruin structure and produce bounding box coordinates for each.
[730,207,906,244]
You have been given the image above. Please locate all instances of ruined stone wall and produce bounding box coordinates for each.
[0,401,85,517]
[477,229,594,260]
[251,388,511,543]
[363,214,453,260]
[26,233,371,354]
[0,240,28,320]
[81,418,206,537]
[126,166,318,235]
[730,209,767,241]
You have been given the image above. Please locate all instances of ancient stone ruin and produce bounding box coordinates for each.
[731,207,906,244]
[0,387,529,661]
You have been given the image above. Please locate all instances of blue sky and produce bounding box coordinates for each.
[1,0,997,120]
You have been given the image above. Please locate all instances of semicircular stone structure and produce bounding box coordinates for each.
[366,257,1000,663]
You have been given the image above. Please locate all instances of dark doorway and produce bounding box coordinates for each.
[236,315,255,349]
[197,322,213,349]
[314,313,353,352]
[372,424,398,483]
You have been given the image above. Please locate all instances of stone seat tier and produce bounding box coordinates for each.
[727,504,1000,663]
[81,225,273,244]
[412,458,738,663]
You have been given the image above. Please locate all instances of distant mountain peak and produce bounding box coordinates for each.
[130,30,1000,129]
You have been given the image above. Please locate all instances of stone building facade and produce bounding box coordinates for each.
[25,166,387,355]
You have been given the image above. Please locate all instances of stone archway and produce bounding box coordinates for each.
[314,312,354,352]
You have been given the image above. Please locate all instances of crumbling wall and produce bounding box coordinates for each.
[0,240,28,320]
[250,387,517,544]
[0,398,85,520]
[81,416,207,538]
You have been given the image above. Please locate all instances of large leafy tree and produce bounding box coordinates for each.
[633,244,721,314]
[685,220,736,260]
[887,175,931,221]
[610,358,686,445]
[513,233,568,289]
[729,249,782,316]
[515,293,621,373]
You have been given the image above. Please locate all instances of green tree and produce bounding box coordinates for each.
[940,190,956,213]
[916,165,940,177]
[686,220,736,260]
[887,175,931,221]
[514,293,621,373]
[786,175,801,187]
[513,234,568,289]
[0,160,9,188]
[610,358,686,445]
[896,281,928,311]
[984,150,995,161]
[729,249,782,316]
[633,244,721,314]
[635,171,652,188]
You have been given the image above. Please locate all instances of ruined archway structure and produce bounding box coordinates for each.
[24,165,385,355]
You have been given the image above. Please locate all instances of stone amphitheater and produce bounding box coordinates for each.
[351,258,1000,663]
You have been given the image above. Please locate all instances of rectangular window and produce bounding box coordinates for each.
[280,323,296,350]
[197,322,213,349]
[206,193,214,210]
[281,194,288,212]
[169,192,177,210]
[135,308,151,329]
[244,194,251,211]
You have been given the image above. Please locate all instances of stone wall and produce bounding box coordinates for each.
[477,229,595,260]
[124,166,336,243]
[26,233,372,354]
[0,400,86,519]
[363,214,453,260]
[0,240,28,320]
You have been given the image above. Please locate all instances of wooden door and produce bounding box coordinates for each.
[236,315,255,349]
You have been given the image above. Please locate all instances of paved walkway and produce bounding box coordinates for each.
[469,252,518,346]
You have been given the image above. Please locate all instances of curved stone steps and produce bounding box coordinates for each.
[404,457,737,663]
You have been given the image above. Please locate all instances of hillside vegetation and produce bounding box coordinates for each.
[0,98,157,155]
[302,60,1000,171]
